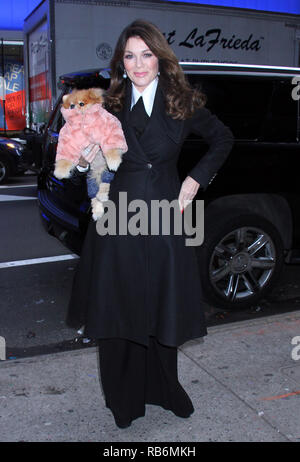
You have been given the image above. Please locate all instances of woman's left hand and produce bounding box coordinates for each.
[178,176,200,212]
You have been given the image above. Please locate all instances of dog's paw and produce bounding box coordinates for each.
[54,159,73,179]
[105,149,123,171]
[106,157,121,171]
[91,197,104,221]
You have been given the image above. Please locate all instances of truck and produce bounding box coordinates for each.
[23,0,300,130]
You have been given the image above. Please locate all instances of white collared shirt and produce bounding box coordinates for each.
[131,77,158,117]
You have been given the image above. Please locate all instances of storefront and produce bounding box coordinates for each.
[0,39,25,133]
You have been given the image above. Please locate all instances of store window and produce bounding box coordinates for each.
[0,40,25,134]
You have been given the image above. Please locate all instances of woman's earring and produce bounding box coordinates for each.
[157,71,160,76]
[123,70,127,79]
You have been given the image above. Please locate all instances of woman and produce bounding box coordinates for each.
[67,20,234,429]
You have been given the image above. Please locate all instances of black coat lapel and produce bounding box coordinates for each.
[114,80,184,163]
[115,81,150,162]
[144,84,184,145]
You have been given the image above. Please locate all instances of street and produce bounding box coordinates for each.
[1,172,300,360]
[0,172,82,359]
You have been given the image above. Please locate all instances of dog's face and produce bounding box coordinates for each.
[62,88,105,110]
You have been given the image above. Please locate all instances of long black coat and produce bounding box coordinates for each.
[66,82,234,347]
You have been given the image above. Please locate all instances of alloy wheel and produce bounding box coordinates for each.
[209,226,276,302]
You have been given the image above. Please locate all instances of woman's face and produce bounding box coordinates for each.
[123,36,159,93]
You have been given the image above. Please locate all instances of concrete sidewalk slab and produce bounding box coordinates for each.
[182,312,300,442]
[1,311,300,442]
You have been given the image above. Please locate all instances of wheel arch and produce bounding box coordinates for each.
[204,193,292,251]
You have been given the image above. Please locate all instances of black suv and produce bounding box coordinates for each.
[37,63,300,311]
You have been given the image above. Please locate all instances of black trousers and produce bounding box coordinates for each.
[98,336,194,425]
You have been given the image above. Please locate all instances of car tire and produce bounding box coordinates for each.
[0,157,11,184]
[196,209,284,310]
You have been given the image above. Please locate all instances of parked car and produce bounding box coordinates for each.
[37,63,300,311]
[15,127,46,171]
[0,136,34,184]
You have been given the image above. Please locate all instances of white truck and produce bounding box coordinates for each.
[23,0,300,129]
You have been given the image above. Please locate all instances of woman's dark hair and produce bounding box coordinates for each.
[106,19,206,119]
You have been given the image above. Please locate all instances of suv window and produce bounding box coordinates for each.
[187,74,273,140]
[261,79,298,142]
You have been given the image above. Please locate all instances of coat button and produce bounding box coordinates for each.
[147,163,152,169]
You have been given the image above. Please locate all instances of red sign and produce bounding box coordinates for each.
[2,90,26,130]
[0,90,26,131]
[0,61,26,131]
[29,71,51,102]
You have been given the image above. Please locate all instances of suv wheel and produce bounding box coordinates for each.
[197,210,284,310]
[0,157,10,184]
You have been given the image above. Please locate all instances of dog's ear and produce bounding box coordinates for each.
[62,94,71,107]
[89,88,104,103]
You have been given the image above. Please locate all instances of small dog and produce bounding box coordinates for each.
[55,88,128,220]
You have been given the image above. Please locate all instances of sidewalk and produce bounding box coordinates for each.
[1,310,300,442]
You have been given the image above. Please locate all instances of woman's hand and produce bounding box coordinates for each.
[78,144,100,167]
[178,176,200,212]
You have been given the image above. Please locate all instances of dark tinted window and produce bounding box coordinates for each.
[187,74,273,140]
[261,79,298,142]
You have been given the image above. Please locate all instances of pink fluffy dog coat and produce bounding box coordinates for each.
[55,93,128,179]
[54,88,128,219]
